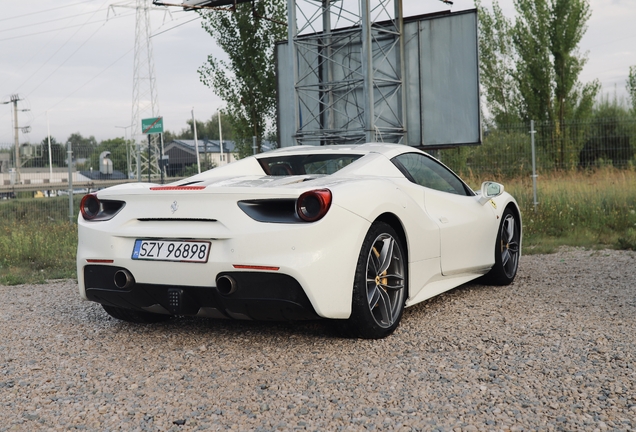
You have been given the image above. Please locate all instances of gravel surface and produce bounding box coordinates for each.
[1,249,635,431]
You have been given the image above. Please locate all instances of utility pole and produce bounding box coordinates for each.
[2,94,23,183]
[115,124,133,178]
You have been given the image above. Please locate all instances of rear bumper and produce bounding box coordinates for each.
[77,202,370,319]
[84,265,320,321]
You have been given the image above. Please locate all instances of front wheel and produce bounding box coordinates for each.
[484,207,520,285]
[340,222,407,339]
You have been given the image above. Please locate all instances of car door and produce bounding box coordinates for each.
[392,153,497,276]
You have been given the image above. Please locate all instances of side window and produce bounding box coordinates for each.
[392,153,471,196]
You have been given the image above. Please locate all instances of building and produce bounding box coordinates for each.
[0,153,9,174]
[163,139,237,177]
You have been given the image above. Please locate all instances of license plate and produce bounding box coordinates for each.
[131,239,211,263]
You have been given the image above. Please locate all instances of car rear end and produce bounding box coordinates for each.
[77,178,369,321]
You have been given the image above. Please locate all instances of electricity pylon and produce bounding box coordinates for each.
[112,0,163,180]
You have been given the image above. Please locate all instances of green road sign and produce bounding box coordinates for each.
[141,117,164,134]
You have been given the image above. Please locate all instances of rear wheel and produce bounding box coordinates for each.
[102,305,171,323]
[340,222,407,339]
[484,207,520,285]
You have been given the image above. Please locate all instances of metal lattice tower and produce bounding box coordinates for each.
[129,0,161,179]
[287,0,406,146]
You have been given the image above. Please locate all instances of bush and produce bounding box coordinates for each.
[617,228,636,251]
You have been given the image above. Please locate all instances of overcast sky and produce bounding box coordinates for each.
[1,0,634,147]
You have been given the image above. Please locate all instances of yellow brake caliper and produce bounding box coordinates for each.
[372,247,389,290]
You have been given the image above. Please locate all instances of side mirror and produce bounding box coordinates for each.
[478,181,504,205]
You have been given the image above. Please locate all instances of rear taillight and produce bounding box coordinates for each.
[80,194,125,221]
[296,189,332,222]
[80,194,100,220]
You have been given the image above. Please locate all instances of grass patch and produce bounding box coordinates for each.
[487,168,636,254]
[0,220,77,285]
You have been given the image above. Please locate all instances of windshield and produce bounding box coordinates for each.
[258,154,363,176]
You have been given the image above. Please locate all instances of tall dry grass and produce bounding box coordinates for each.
[498,168,636,253]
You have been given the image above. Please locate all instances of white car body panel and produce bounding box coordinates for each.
[77,143,521,321]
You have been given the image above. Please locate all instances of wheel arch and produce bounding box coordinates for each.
[373,212,409,264]
[503,201,523,239]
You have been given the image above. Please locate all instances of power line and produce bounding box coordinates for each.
[0,0,104,22]
[0,9,110,34]
[25,21,113,98]
[37,48,135,119]
[0,12,134,43]
[151,15,201,38]
[14,0,114,98]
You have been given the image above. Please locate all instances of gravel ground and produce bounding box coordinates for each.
[1,249,635,431]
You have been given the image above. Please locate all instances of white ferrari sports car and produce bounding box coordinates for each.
[77,143,521,339]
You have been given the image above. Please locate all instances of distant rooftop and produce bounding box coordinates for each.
[165,139,236,154]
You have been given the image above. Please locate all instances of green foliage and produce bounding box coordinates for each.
[591,95,633,126]
[198,0,287,159]
[67,132,98,159]
[478,0,599,129]
[22,136,66,168]
[82,137,130,173]
[617,228,636,251]
[165,111,234,143]
[512,0,554,123]
[475,0,520,125]
[628,65,636,115]
[440,127,532,179]
[548,0,597,123]
[575,96,636,170]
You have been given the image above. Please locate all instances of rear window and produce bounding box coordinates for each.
[259,154,363,176]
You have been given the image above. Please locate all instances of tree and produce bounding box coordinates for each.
[546,0,598,124]
[33,136,66,167]
[165,111,235,142]
[82,138,130,174]
[475,0,520,125]
[579,95,634,169]
[478,0,601,168]
[478,0,599,125]
[512,0,555,123]
[67,132,97,159]
[628,65,636,115]
[198,0,286,158]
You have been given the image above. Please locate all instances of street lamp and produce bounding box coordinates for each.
[115,124,133,178]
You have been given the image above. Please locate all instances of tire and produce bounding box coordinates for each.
[102,304,171,324]
[484,207,520,285]
[340,222,407,339]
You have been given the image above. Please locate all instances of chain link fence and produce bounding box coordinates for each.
[1,118,635,223]
[0,138,239,223]
[436,117,636,180]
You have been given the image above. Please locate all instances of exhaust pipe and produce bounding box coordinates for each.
[114,269,135,289]
[216,275,237,295]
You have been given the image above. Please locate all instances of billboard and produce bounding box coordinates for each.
[276,9,480,148]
